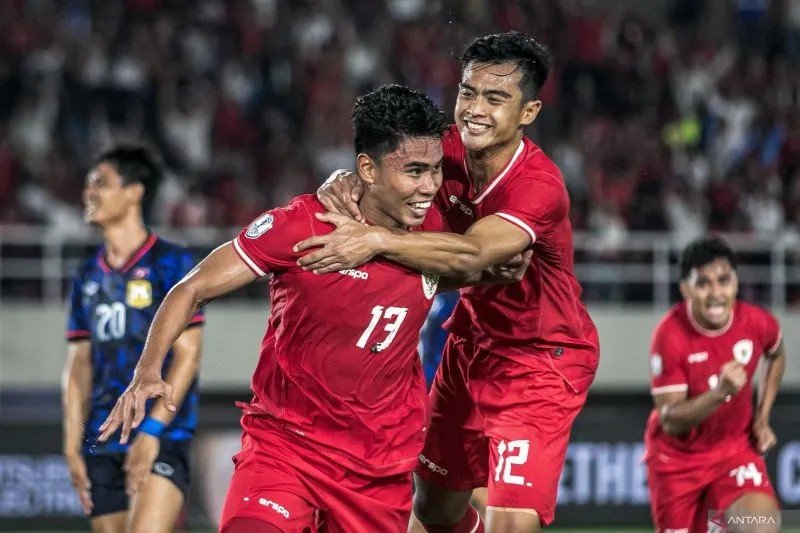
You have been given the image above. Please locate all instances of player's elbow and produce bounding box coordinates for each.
[169,279,205,311]
[659,409,689,436]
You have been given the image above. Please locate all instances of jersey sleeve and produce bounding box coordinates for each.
[232,201,315,276]
[650,319,689,395]
[178,249,205,327]
[494,175,569,246]
[66,274,90,341]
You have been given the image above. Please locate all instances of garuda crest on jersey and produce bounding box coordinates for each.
[422,272,439,300]
[732,338,754,365]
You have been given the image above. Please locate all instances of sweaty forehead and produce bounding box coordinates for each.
[462,61,523,91]
[381,136,443,167]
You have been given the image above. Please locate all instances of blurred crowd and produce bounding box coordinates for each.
[2,0,800,246]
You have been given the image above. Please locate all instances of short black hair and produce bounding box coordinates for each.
[353,84,448,160]
[680,236,738,280]
[459,31,553,101]
[93,145,162,221]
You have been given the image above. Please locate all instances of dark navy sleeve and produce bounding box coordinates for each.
[66,273,90,341]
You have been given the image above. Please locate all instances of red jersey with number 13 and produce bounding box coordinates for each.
[233,194,444,476]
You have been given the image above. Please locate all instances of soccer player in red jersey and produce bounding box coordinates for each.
[299,32,599,532]
[645,236,784,532]
[97,85,459,532]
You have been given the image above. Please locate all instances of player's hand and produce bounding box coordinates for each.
[483,250,533,284]
[64,451,93,515]
[717,361,747,396]
[294,212,380,273]
[751,417,778,453]
[317,170,365,222]
[97,370,175,444]
[123,433,160,496]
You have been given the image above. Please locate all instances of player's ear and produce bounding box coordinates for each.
[520,99,541,127]
[679,280,690,301]
[356,153,377,186]
[126,182,145,204]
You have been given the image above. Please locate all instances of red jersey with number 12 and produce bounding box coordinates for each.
[645,301,781,460]
[233,194,444,476]
[436,126,598,388]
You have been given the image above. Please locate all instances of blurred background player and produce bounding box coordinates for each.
[98,85,454,532]
[645,236,785,532]
[62,146,205,532]
[304,31,598,532]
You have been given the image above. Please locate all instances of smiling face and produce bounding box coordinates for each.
[454,61,541,154]
[83,162,143,227]
[357,136,443,228]
[680,258,739,330]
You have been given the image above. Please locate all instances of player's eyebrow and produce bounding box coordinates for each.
[403,156,444,170]
[459,82,512,100]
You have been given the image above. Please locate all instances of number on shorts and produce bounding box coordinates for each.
[729,462,763,487]
[494,439,530,486]
[356,305,408,352]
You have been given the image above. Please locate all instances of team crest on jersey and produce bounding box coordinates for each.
[83,281,99,297]
[246,213,274,238]
[422,272,439,300]
[650,354,663,377]
[126,280,152,309]
[732,339,754,365]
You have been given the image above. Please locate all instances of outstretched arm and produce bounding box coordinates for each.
[99,242,257,443]
[296,212,531,278]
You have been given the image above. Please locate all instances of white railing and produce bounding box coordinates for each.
[1,226,798,309]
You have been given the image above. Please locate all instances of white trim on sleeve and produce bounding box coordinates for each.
[651,384,689,395]
[232,237,268,277]
[768,330,783,355]
[495,212,537,244]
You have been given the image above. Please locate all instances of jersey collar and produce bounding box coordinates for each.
[465,139,525,205]
[98,232,157,274]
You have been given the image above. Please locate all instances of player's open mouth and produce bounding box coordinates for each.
[705,302,728,321]
[463,120,491,134]
[408,201,431,217]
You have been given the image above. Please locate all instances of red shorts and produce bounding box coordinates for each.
[647,445,778,532]
[415,334,595,525]
[219,416,413,532]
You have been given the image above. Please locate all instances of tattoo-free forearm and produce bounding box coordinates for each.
[147,327,203,424]
[134,283,202,378]
[374,228,485,277]
[660,388,728,435]
[62,344,92,455]
[756,349,785,422]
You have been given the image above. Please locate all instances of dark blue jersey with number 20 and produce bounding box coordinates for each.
[67,234,204,454]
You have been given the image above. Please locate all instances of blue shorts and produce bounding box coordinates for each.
[85,439,191,517]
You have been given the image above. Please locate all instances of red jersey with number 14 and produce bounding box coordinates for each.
[233,194,444,476]
[645,301,781,460]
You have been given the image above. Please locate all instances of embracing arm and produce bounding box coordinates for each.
[297,213,531,278]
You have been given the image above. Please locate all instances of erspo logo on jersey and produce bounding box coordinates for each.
[419,454,448,475]
[246,213,275,239]
[338,269,369,280]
